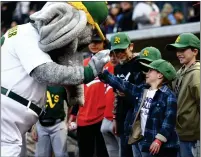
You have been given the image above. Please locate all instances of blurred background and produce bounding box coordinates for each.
[2,1,199,70]
[1,1,200,35]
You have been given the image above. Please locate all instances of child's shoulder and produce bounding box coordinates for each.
[159,86,177,106]
[160,85,176,98]
[137,83,149,90]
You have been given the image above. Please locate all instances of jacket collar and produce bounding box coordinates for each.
[158,85,169,93]
[179,60,200,75]
[144,83,168,93]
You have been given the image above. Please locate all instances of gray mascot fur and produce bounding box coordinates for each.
[30,2,109,106]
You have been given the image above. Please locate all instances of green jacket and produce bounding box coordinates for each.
[172,61,200,141]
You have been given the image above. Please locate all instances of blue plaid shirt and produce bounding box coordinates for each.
[102,70,180,151]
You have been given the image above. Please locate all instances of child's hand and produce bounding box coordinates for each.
[149,139,162,155]
[98,70,109,83]
[116,90,125,97]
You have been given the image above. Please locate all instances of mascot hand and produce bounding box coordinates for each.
[88,50,110,77]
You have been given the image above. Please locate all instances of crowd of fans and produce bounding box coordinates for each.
[1,1,200,35]
[105,1,200,33]
[1,2,46,35]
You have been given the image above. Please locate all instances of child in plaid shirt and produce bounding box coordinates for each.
[99,59,180,157]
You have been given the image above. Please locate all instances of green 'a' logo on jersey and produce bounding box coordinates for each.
[8,26,18,38]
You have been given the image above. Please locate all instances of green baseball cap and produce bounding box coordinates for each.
[166,33,200,51]
[82,2,108,26]
[137,46,162,62]
[141,59,177,81]
[110,32,131,51]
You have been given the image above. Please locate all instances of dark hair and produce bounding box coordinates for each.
[175,46,200,54]
[189,47,200,54]
[104,39,110,49]
[160,76,174,90]
[90,38,110,50]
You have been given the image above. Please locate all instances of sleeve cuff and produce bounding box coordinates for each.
[84,66,94,84]
[155,133,167,143]
[70,114,77,120]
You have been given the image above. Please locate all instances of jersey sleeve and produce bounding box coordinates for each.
[14,25,53,75]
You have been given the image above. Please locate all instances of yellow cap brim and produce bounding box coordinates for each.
[94,23,105,41]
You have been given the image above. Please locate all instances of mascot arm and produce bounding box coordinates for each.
[30,62,84,86]
[30,50,110,85]
[30,62,100,86]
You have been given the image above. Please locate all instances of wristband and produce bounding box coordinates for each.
[70,114,77,121]
[154,139,162,147]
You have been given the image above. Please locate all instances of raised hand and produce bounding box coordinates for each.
[88,49,110,77]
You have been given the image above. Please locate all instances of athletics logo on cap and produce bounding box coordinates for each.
[175,36,180,43]
[143,50,149,56]
[114,37,120,44]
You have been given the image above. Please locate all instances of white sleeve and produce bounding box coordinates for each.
[14,29,53,74]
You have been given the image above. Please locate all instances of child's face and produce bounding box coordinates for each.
[110,7,120,16]
[88,41,104,54]
[145,69,161,84]
[109,52,119,66]
[176,48,197,65]
[113,44,134,65]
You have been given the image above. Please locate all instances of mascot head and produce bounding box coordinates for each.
[30,1,108,52]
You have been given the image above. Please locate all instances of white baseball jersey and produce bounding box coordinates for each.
[1,23,53,107]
